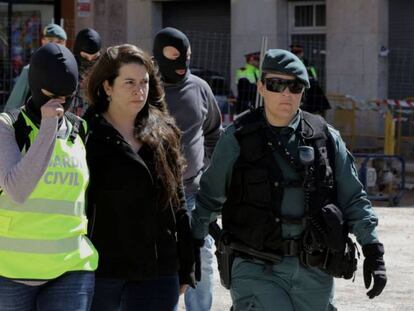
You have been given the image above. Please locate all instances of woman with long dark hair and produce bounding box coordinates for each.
[85,44,195,310]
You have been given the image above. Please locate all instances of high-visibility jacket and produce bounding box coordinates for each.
[0,110,98,280]
[235,64,260,113]
[235,63,260,84]
[301,58,318,80]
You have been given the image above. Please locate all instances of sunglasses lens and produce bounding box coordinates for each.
[289,82,305,94]
[266,79,287,92]
[265,78,304,94]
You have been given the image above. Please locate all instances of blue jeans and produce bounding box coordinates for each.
[184,193,214,311]
[91,275,179,311]
[0,271,95,311]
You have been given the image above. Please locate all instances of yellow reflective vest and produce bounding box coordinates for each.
[0,110,98,280]
[236,63,260,84]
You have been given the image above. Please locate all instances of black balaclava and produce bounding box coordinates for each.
[27,43,78,123]
[73,28,102,77]
[153,27,190,84]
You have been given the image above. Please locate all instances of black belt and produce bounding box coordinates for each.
[234,239,301,262]
[281,239,301,256]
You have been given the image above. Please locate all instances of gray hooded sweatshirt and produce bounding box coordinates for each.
[164,73,222,195]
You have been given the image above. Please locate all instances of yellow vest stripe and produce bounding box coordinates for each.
[0,235,83,253]
[0,197,85,217]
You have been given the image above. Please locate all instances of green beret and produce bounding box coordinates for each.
[43,24,67,41]
[261,49,310,88]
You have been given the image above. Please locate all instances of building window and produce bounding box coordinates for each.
[315,4,325,26]
[293,2,326,28]
[288,1,327,88]
[294,5,313,27]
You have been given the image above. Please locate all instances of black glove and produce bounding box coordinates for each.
[193,238,205,282]
[362,243,387,299]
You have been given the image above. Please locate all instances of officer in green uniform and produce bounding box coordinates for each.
[235,51,260,114]
[192,49,386,310]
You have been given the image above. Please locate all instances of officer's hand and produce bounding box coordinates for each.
[362,243,387,299]
[41,99,64,119]
[194,238,204,282]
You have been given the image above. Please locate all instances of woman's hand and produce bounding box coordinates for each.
[179,284,189,295]
[41,99,64,119]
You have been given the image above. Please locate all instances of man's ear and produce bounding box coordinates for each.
[103,80,111,96]
[257,80,265,97]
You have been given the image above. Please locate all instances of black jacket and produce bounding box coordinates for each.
[85,113,195,285]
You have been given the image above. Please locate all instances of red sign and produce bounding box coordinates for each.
[77,0,91,17]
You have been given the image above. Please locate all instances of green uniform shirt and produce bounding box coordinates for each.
[192,111,379,246]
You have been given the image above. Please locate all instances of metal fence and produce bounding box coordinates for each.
[325,95,414,159]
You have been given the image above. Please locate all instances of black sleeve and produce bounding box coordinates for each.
[175,207,196,287]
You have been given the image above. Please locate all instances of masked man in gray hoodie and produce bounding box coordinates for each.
[153,27,222,311]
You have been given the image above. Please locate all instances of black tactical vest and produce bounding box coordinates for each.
[222,108,336,253]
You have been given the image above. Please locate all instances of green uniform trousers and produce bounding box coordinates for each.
[230,256,336,311]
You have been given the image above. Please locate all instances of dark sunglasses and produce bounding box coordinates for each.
[264,78,305,94]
